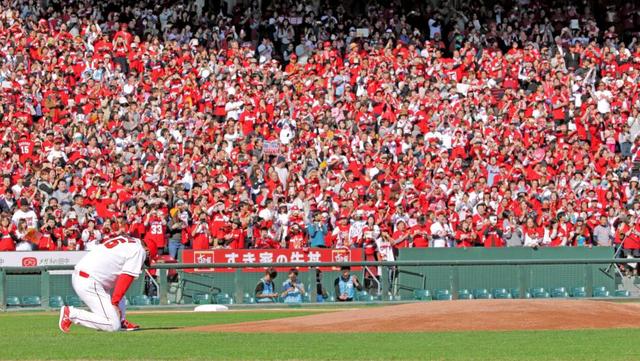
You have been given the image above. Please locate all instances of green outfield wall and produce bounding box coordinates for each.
[394,247,615,298]
[0,247,619,308]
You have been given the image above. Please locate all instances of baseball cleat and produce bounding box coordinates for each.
[121,319,140,331]
[59,306,71,333]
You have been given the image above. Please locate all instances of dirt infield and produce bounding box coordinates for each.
[184,299,640,333]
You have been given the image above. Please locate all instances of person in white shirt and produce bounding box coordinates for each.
[14,219,33,251]
[274,204,290,246]
[46,141,68,164]
[430,212,453,248]
[376,229,395,263]
[348,212,366,247]
[224,93,244,120]
[376,227,396,294]
[10,178,24,199]
[12,198,38,229]
[81,219,103,251]
[279,123,295,145]
[592,83,612,114]
[58,235,148,333]
[273,157,289,188]
[428,16,442,39]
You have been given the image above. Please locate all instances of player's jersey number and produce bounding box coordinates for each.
[150,224,163,235]
[104,236,136,249]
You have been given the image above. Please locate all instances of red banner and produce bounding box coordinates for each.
[181,248,363,273]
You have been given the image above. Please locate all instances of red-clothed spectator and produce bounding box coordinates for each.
[226,220,245,249]
[144,209,167,250]
[0,217,16,251]
[191,214,212,250]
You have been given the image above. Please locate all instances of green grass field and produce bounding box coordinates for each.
[0,309,639,360]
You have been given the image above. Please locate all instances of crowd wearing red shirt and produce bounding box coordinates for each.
[1,0,640,270]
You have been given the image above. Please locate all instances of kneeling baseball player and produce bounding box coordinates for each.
[58,235,149,333]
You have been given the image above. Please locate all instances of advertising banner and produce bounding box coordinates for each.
[181,248,363,273]
[0,251,88,274]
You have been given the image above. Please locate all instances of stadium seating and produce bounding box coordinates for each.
[510,288,532,299]
[457,289,473,300]
[592,290,611,297]
[192,293,213,305]
[509,288,520,298]
[592,287,611,298]
[494,293,512,299]
[356,291,382,302]
[216,296,235,305]
[528,288,550,299]
[242,293,256,304]
[413,289,432,301]
[65,296,84,307]
[355,291,369,301]
[492,288,512,299]
[362,294,378,302]
[532,292,550,299]
[215,293,231,303]
[550,288,569,298]
[131,295,152,306]
[21,296,41,307]
[434,289,453,301]
[473,289,492,299]
[570,287,588,298]
[6,296,21,307]
[49,295,64,308]
[614,290,631,297]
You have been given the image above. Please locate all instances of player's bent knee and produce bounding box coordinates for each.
[105,320,121,332]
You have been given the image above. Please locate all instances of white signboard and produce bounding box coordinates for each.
[263,141,280,155]
[0,251,88,274]
[356,28,370,38]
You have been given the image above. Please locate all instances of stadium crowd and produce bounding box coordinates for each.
[1,0,640,267]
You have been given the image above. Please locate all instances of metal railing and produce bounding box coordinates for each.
[1,257,639,309]
[396,269,426,294]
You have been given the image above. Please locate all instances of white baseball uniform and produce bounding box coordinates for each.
[68,236,146,332]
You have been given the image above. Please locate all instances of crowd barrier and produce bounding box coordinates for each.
[0,247,637,309]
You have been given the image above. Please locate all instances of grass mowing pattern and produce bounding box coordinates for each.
[0,311,638,360]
